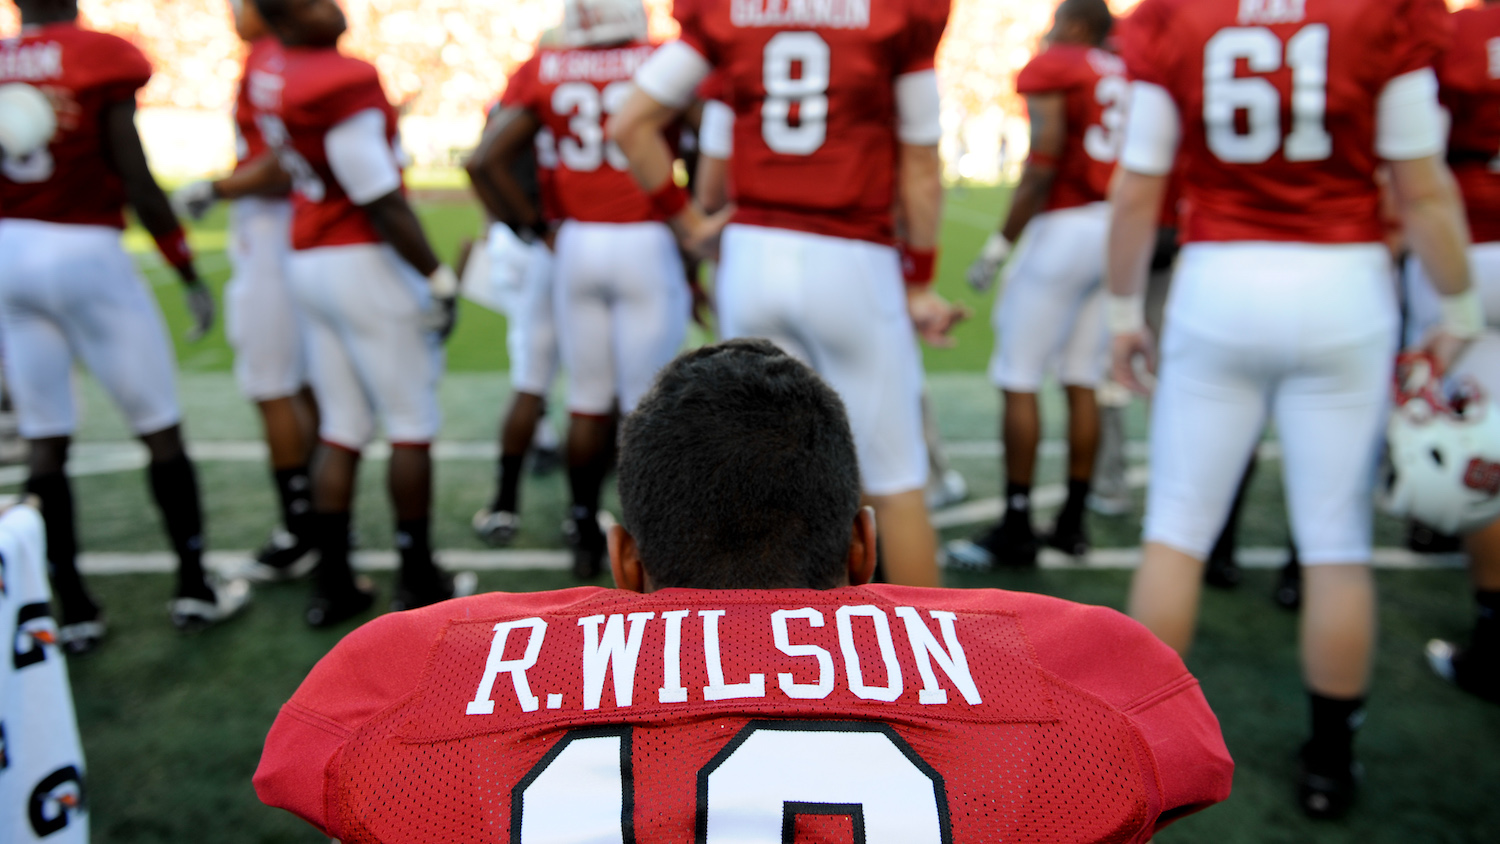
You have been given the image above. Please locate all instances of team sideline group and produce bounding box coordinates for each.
[0,0,1497,833]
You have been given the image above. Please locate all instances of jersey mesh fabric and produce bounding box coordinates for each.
[502,44,663,224]
[0,23,151,228]
[671,0,950,245]
[255,586,1231,842]
[1437,4,1500,243]
[1116,0,1453,245]
[233,36,279,170]
[1016,44,1125,211]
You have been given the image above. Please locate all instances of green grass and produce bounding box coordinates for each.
[49,185,1500,841]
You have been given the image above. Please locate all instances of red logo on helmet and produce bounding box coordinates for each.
[1463,458,1500,496]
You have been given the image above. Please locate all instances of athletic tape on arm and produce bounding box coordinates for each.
[634,41,712,110]
[1376,68,1444,161]
[896,70,942,146]
[325,108,403,205]
[1120,81,1181,177]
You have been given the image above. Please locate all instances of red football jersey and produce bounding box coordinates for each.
[1016,43,1126,211]
[0,22,151,228]
[672,0,949,245]
[232,36,279,172]
[1117,0,1452,244]
[249,46,402,250]
[1436,4,1500,244]
[503,43,661,224]
[255,585,1233,843]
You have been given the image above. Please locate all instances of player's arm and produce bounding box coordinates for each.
[324,108,459,338]
[1106,81,1178,394]
[102,99,215,339]
[610,42,727,257]
[465,105,547,241]
[693,97,733,214]
[173,153,292,222]
[968,93,1066,292]
[1381,68,1478,371]
[893,68,966,346]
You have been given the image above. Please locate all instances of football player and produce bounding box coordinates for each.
[950,0,1122,569]
[466,94,563,548]
[1109,0,1473,817]
[0,0,251,651]
[473,0,693,579]
[1417,0,1500,705]
[254,339,1233,840]
[250,0,475,626]
[171,0,320,583]
[610,0,966,588]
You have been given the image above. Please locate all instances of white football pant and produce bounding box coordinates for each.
[226,197,308,402]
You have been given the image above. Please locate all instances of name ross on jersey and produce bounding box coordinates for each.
[730,0,871,31]
[0,41,62,81]
[1238,0,1306,26]
[465,604,983,717]
[538,45,655,85]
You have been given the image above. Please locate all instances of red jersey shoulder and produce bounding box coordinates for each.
[896,0,951,73]
[1389,0,1454,78]
[1016,44,1117,95]
[500,53,542,110]
[280,50,389,126]
[69,27,151,94]
[1115,0,1189,88]
[1437,5,1500,93]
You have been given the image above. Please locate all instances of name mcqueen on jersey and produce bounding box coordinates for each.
[464,603,984,717]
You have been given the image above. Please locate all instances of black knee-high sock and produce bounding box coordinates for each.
[568,463,606,518]
[395,518,435,582]
[148,454,209,599]
[492,454,525,513]
[1474,590,1500,652]
[273,466,313,539]
[1002,481,1032,531]
[312,511,356,595]
[26,471,93,619]
[1306,692,1365,769]
[1055,478,1091,534]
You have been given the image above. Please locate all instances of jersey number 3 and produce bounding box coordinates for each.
[1204,24,1332,164]
[512,721,953,843]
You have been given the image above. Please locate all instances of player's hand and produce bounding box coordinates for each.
[1111,329,1157,395]
[966,233,1011,293]
[688,276,715,330]
[171,180,219,223]
[1419,328,1471,376]
[906,287,968,348]
[672,203,735,263]
[426,264,460,342]
[183,281,215,341]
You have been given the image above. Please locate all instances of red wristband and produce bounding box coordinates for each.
[153,227,194,277]
[901,245,937,287]
[648,179,689,219]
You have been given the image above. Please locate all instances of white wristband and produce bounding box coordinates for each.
[1106,293,1145,335]
[1441,287,1484,340]
[429,264,459,299]
[980,232,1012,264]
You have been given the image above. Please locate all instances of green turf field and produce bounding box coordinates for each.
[22,185,1500,842]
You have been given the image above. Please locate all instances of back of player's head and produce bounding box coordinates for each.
[618,339,862,590]
[562,0,649,48]
[251,0,345,45]
[1056,0,1113,45]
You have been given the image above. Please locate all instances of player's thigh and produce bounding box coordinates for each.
[715,224,809,359]
[1057,285,1109,388]
[796,236,927,496]
[610,223,689,413]
[990,205,1107,391]
[507,244,559,396]
[55,234,181,436]
[342,248,443,444]
[553,223,618,415]
[0,221,78,438]
[286,249,377,449]
[227,199,305,402]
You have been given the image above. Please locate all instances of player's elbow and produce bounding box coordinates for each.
[606,87,659,149]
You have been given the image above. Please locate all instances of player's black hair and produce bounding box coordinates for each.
[250,0,289,24]
[1057,0,1113,44]
[618,339,862,590]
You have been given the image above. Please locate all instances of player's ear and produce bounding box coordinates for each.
[608,524,648,593]
[846,506,878,586]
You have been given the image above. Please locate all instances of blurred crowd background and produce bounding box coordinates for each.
[0,0,1483,181]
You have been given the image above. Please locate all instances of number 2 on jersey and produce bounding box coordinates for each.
[1204,24,1332,164]
[512,722,952,842]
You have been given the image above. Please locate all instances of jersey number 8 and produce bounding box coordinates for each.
[513,721,953,843]
[1204,24,1332,164]
[762,32,831,156]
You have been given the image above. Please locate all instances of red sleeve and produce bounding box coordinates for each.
[1017,596,1235,828]
[1115,0,1178,89]
[1014,49,1076,96]
[253,609,446,838]
[92,35,153,104]
[500,55,541,111]
[1389,0,1453,78]
[672,0,717,64]
[696,71,726,104]
[898,0,950,75]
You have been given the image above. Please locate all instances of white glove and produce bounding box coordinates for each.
[171,180,219,222]
[184,282,215,341]
[425,264,459,341]
[966,232,1012,293]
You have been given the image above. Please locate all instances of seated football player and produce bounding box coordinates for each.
[255,339,1234,841]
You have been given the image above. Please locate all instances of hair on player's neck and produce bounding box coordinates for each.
[17,0,78,26]
[1054,0,1113,46]
[614,339,871,591]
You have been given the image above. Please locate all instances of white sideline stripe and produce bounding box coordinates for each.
[76,546,1463,576]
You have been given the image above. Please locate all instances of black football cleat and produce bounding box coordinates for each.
[240,528,316,582]
[472,508,520,547]
[1204,547,1243,590]
[391,564,478,612]
[1273,553,1302,611]
[305,578,378,629]
[1426,639,1500,704]
[1043,521,1089,559]
[943,521,1038,570]
[56,591,105,655]
[1298,743,1361,820]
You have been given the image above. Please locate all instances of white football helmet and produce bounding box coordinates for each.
[0,83,56,160]
[1381,353,1500,535]
[562,0,648,48]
